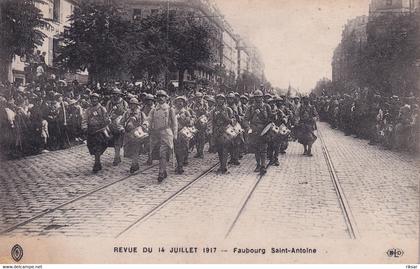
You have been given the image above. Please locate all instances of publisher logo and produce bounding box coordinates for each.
[386,248,404,258]
[11,244,23,262]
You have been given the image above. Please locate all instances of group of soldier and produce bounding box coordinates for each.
[314,91,420,153]
[85,85,318,182]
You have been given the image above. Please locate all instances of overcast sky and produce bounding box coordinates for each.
[214,0,369,92]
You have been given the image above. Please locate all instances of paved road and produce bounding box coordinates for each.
[0,122,418,241]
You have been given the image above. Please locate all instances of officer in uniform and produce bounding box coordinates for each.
[209,94,233,174]
[190,92,209,159]
[173,96,193,174]
[106,88,128,166]
[149,90,178,182]
[244,90,272,175]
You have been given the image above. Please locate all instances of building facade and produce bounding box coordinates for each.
[369,0,419,15]
[331,15,368,83]
[8,0,265,88]
[9,0,79,84]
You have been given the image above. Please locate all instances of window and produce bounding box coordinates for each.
[133,9,142,20]
[169,9,176,18]
[53,0,60,22]
[386,0,392,6]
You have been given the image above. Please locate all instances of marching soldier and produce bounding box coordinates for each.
[123,98,147,174]
[276,96,292,154]
[106,88,128,166]
[142,93,155,165]
[85,93,111,173]
[244,90,272,175]
[205,95,217,153]
[190,92,209,159]
[209,94,234,174]
[240,95,250,154]
[296,96,318,157]
[226,92,241,165]
[149,90,178,182]
[173,96,193,174]
[267,98,280,166]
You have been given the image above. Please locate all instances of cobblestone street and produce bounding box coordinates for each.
[0,123,418,241]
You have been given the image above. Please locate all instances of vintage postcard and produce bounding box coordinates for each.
[0,0,418,265]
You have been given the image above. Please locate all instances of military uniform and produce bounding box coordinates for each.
[190,94,208,158]
[244,90,272,174]
[174,96,192,174]
[149,90,178,182]
[86,93,111,173]
[227,93,241,165]
[123,98,147,174]
[106,89,128,166]
[296,98,318,156]
[209,94,233,173]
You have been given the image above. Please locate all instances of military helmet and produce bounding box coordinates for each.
[215,93,226,100]
[129,98,140,105]
[227,92,236,99]
[156,90,168,97]
[253,90,264,97]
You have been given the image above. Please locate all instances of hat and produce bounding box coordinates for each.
[90,93,100,98]
[112,88,123,95]
[276,96,284,102]
[268,98,276,103]
[156,90,168,97]
[253,90,263,97]
[206,96,215,103]
[174,96,188,103]
[144,94,155,101]
[215,94,226,100]
[227,92,235,99]
[129,97,140,105]
[264,93,272,98]
[195,92,203,98]
[240,95,249,100]
[68,99,77,105]
[234,92,240,97]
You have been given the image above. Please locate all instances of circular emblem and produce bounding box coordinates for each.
[11,244,23,262]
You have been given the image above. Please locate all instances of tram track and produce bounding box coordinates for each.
[224,127,359,240]
[0,163,159,235]
[115,162,220,238]
[318,128,359,239]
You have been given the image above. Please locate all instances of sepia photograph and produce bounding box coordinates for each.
[0,0,419,265]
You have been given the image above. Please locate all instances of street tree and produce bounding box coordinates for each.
[129,13,174,83]
[56,2,132,83]
[170,15,217,91]
[130,13,217,91]
[0,0,49,82]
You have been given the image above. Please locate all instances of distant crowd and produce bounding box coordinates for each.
[314,90,420,153]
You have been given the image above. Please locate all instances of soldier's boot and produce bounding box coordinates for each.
[306,145,313,157]
[130,159,140,174]
[260,153,267,175]
[93,155,102,173]
[254,153,261,172]
[113,147,122,166]
[303,145,308,155]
